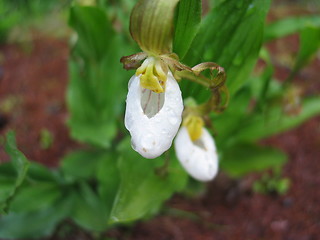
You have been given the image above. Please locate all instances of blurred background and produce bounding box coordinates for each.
[0,0,319,239]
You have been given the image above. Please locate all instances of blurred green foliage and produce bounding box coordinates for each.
[0,132,29,214]
[0,0,66,42]
[39,128,54,150]
[253,168,290,195]
[1,0,320,238]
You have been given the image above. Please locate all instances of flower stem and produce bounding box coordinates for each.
[155,151,171,177]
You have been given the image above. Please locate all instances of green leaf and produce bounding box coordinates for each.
[1,131,30,213]
[68,6,133,147]
[69,151,119,232]
[27,162,59,182]
[232,96,320,143]
[0,196,73,239]
[96,153,120,221]
[70,182,111,232]
[290,26,320,78]
[0,162,15,178]
[250,47,274,104]
[0,178,15,208]
[67,60,119,148]
[253,175,290,195]
[211,88,252,147]
[69,6,112,61]
[264,15,320,42]
[5,131,29,186]
[173,0,201,59]
[109,138,188,223]
[61,149,104,180]
[182,0,271,99]
[9,183,62,212]
[220,143,287,178]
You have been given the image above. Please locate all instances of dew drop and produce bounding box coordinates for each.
[168,116,178,125]
[161,129,168,134]
[167,109,178,125]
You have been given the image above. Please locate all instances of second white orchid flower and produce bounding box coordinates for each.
[174,116,219,182]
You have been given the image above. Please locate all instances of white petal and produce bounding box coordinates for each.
[125,72,183,159]
[174,127,218,181]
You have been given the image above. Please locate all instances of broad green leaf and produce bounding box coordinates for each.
[289,26,320,79]
[0,163,17,211]
[61,149,104,180]
[70,182,110,232]
[232,96,320,143]
[68,6,132,147]
[4,131,29,186]
[109,138,188,223]
[1,131,30,213]
[264,15,320,42]
[96,153,120,222]
[173,0,202,59]
[98,0,136,41]
[27,162,59,183]
[220,143,287,178]
[67,61,118,148]
[0,178,15,209]
[0,196,73,239]
[0,162,15,178]
[9,183,61,212]
[69,151,119,232]
[69,6,112,61]
[182,0,271,99]
[250,47,274,104]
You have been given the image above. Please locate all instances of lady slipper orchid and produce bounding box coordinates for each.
[174,116,218,181]
[122,0,227,162]
[125,57,183,159]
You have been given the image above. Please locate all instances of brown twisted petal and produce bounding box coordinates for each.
[120,52,148,70]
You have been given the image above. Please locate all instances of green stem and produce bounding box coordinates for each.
[155,151,171,177]
[175,70,210,88]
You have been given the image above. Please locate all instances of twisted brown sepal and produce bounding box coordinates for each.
[174,61,229,113]
[192,62,226,89]
[193,62,229,113]
[120,52,148,70]
[200,85,229,113]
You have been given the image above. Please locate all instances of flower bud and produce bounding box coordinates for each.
[130,0,179,55]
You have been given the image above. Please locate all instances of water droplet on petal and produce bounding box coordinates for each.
[161,129,168,134]
[167,109,178,125]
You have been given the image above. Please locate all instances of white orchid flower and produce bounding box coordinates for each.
[174,116,218,182]
[125,58,183,159]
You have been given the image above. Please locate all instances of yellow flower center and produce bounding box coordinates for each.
[183,115,204,141]
[136,57,167,93]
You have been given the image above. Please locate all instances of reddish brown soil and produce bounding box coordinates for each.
[0,36,79,167]
[0,12,319,240]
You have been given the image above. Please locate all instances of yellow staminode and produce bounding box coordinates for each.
[136,57,167,93]
[183,115,204,141]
